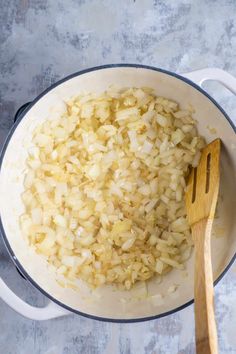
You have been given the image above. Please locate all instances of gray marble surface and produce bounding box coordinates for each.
[0,1,236,353]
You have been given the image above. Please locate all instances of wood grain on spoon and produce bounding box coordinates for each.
[185,138,221,354]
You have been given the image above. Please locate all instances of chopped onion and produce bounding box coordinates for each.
[20,86,204,290]
[156,113,168,127]
[141,140,153,154]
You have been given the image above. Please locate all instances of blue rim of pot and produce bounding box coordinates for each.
[0,64,236,323]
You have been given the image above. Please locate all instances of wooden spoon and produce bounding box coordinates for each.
[185,138,221,354]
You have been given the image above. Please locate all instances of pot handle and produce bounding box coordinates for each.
[14,101,32,123]
[182,68,236,94]
[0,277,70,320]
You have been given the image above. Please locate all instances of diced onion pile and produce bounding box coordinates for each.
[20,87,205,290]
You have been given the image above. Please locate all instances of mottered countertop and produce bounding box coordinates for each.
[0,1,236,353]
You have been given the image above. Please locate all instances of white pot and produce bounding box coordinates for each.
[0,65,236,321]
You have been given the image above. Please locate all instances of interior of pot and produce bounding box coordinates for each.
[0,66,236,321]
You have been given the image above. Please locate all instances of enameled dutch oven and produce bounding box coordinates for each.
[0,65,236,321]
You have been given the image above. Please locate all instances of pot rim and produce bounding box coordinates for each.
[0,63,236,323]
